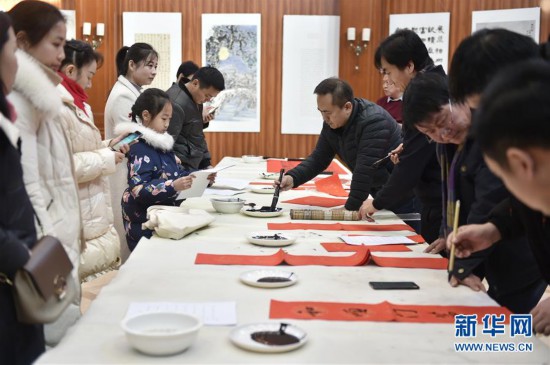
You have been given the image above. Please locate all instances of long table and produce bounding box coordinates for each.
[38,157,550,364]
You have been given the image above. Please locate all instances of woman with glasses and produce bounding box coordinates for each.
[403,71,545,314]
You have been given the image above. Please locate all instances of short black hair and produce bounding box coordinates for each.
[402,72,449,129]
[116,43,158,77]
[449,28,539,103]
[375,29,433,71]
[61,39,104,70]
[176,60,199,79]
[475,59,550,168]
[191,66,225,91]
[313,78,354,108]
[131,88,171,123]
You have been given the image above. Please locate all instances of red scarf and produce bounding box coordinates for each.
[7,100,17,122]
[58,71,89,116]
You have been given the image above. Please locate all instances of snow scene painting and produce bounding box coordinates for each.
[202,14,261,132]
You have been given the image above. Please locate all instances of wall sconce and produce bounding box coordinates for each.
[347,27,370,70]
[82,22,104,50]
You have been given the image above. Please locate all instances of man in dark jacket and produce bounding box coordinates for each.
[360,30,444,244]
[403,72,546,314]
[166,66,225,170]
[450,60,550,335]
[278,77,402,211]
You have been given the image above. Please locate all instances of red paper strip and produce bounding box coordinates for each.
[195,249,285,265]
[314,174,349,197]
[370,254,448,270]
[194,248,371,266]
[321,242,411,252]
[267,159,348,174]
[282,196,348,208]
[268,222,415,232]
[269,300,512,323]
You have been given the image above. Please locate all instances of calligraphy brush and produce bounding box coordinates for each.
[448,200,461,274]
[270,169,285,212]
[371,154,391,168]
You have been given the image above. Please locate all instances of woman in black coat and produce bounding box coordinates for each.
[0,11,45,365]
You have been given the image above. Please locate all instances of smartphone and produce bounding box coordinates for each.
[207,106,219,115]
[111,131,142,151]
[369,281,419,290]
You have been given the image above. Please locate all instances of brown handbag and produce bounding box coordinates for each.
[12,235,77,324]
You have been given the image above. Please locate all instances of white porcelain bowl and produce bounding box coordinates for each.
[242,155,263,163]
[210,198,246,213]
[121,312,202,356]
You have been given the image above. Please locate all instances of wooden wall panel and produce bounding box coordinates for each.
[2,0,548,164]
[77,0,339,164]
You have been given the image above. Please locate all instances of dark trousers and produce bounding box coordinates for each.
[0,286,45,365]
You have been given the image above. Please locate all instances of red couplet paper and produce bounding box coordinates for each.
[194,248,371,266]
[269,300,512,323]
[370,254,449,270]
[267,159,348,175]
[268,222,415,232]
[282,196,348,208]
[321,242,411,252]
[314,175,349,197]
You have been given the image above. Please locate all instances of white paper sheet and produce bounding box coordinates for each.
[339,235,415,246]
[204,189,246,196]
[211,177,250,190]
[281,15,340,135]
[177,165,236,200]
[125,301,237,326]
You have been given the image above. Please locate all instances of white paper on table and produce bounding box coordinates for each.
[177,165,236,200]
[339,235,415,246]
[204,189,245,196]
[125,301,237,326]
[211,177,249,190]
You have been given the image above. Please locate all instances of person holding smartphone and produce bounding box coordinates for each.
[166,66,225,171]
[57,40,130,283]
[115,89,214,251]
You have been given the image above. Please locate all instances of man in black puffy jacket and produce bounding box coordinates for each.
[278,78,402,211]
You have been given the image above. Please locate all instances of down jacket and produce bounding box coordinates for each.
[8,50,81,346]
[166,82,211,170]
[115,121,189,251]
[57,83,121,281]
[286,98,402,210]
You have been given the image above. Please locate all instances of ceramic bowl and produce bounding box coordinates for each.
[211,198,246,213]
[121,312,202,356]
[242,155,263,163]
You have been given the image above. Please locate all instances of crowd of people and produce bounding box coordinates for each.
[0,1,549,364]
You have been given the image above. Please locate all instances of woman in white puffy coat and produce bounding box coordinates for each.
[7,1,81,347]
[57,40,128,282]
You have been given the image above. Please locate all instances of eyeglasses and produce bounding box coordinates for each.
[425,100,453,144]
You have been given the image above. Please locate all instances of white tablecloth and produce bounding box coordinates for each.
[38,157,550,364]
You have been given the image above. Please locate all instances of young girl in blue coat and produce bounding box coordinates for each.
[115,88,195,251]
